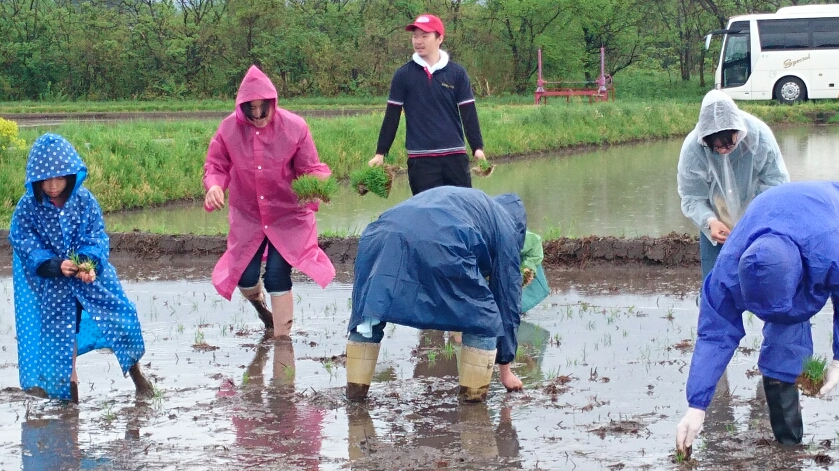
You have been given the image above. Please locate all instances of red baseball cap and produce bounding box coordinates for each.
[405,14,445,37]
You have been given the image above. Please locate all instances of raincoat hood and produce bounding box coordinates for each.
[738,233,803,320]
[234,65,278,124]
[24,133,87,195]
[492,193,527,250]
[695,90,748,143]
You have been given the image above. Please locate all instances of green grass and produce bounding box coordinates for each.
[1,97,837,228]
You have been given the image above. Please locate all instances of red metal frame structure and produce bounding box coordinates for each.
[534,47,615,104]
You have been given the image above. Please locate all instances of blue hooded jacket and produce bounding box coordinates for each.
[9,133,146,400]
[350,186,526,364]
[687,181,839,409]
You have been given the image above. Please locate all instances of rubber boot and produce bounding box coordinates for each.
[458,346,496,403]
[129,363,155,398]
[239,282,273,329]
[346,341,380,401]
[763,376,803,445]
[270,291,294,338]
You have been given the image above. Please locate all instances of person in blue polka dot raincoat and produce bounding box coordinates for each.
[8,133,153,403]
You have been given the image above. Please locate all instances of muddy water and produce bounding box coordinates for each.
[1,259,838,470]
[105,125,839,238]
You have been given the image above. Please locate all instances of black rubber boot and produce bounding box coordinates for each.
[763,376,803,445]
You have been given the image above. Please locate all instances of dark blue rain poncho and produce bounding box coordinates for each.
[350,186,526,364]
[686,181,839,410]
[9,133,146,400]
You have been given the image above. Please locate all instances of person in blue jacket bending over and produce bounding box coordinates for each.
[677,181,839,453]
[346,186,527,402]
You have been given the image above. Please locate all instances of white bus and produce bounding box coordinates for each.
[706,4,839,103]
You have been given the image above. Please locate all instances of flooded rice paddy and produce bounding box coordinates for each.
[104,125,839,239]
[1,257,838,470]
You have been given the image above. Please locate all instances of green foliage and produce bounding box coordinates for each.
[0,0,781,100]
[350,165,394,199]
[291,175,338,204]
[802,355,828,383]
[0,118,25,152]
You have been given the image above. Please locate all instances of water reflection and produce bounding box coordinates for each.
[105,126,839,238]
[221,338,324,470]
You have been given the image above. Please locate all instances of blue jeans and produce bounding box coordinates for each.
[238,238,292,294]
[700,232,723,280]
[349,322,497,351]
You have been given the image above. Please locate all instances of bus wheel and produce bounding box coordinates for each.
[774,78,806,104]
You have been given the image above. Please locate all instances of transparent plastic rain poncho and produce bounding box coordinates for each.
[677,90,789,242]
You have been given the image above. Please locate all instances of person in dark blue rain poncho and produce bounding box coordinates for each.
[9,133,153,403]
[345,186,527,402]
[676,181,839,453]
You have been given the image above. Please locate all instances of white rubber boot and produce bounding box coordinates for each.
[346,341,380,401]
[270,291,294,338]
[458,346,496,403]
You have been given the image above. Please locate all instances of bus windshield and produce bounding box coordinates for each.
[721,21,750,88]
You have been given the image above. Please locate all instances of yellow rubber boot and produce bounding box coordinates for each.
[346,341,380,401]
[270,291,294,338]
[458,346,496,403]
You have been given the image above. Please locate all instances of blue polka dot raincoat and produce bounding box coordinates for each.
[9,133,146,400]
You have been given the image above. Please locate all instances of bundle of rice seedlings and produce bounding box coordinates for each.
[521,267,535,287]
[291,175,338,204]
[350,165,396,199]
[471,158,495,177]
[797,355,828,396]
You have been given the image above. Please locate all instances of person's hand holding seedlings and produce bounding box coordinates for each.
[818,360,839,397]
[60,260,78,278]
[676,408,705,453]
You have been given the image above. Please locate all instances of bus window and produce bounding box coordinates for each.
[812,18,839,48]
[757,19,809,50]
[721,21,750,88]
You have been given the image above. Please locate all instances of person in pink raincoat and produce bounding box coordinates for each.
[204,65,336,338]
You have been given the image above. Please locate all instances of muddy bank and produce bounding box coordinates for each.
[0,230,700,269]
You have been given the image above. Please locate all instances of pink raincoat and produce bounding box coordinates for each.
[204,65,335,299]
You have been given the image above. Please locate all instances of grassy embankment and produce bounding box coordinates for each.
[1,97,838,230]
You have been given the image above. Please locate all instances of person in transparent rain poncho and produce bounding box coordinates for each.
[677,90,789,282]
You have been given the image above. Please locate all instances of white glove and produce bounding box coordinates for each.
[676,408,706,452]
[818,359,839,397]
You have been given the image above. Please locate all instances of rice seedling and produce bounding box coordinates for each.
[803,356,828,382]
[470,158,495,177]
[68,252,98,278]
[798,355,828,396]
[291,175,338,204]
[442,341,455,360]
[521,266,535,287]
[350,165,396,198]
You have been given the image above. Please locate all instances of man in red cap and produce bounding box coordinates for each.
[368,14,488,195]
